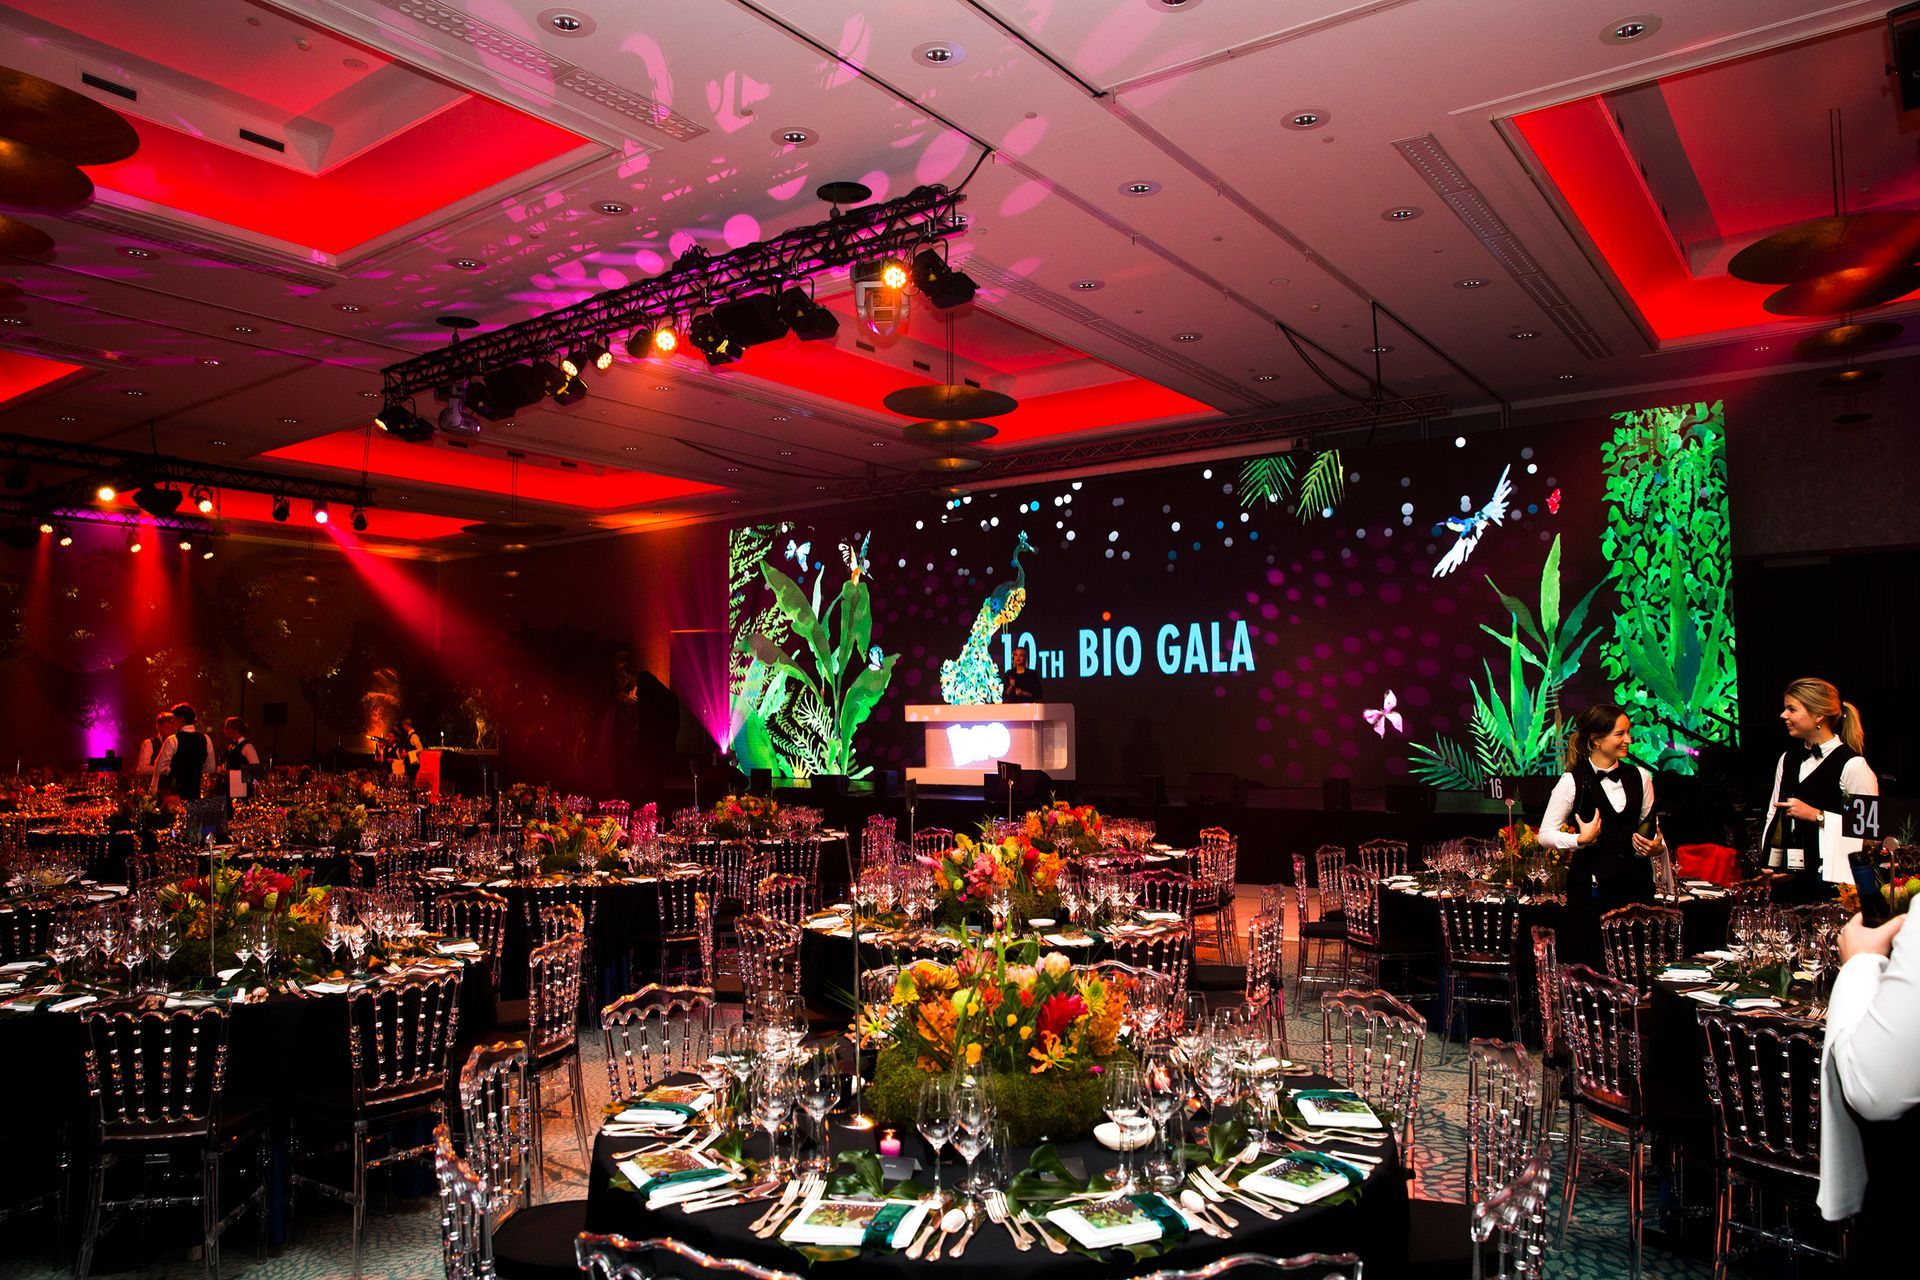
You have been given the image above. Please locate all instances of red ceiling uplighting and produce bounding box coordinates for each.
[90,97,589,257]
[264,433,723,509]
[0,349,85,404]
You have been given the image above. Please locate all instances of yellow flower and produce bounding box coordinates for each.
[1005,1013,1018,1027]
[1020,1026,1033,1040]
[965,1043,983,1067]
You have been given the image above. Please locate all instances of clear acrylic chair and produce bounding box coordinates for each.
[1291,851,1348,1006]
[1109,920,1192,1001]
[1529,926,1568,1144]
[1725,875,1773,907]
[1599,903,1684,989]
[762,837,821,885]
[658,871,715,986]
[290,973,462,1279]
[1192,831,1241,962]
[734,912,803,1013]
[1314,844,1348,918]
[601,984,715,1103]
[1358,837,1410,880]
[749,871,812,924]
[860,815,898,874]
[575,1234,807,1280]
[1471,1145,1554,1280]
[0,901,57,963]
[1130,1253,1363,1280]
[525,932,591,1180]
[911,827,955,860]
[431,888,509,989]
[1338,864,1387,988]
[1696,1008,1842,1278]
[1409,1036,1540,1275]
[1244,912,1288,1045]
[1438,896,1522,1060]
[1135,869,1197,919]
[453,1042,588,1266]
[1557,963,1653,1276]
[78,1004,266,1280]
[1320,987,1425,1155]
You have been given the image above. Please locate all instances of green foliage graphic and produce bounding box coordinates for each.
[1600,401,1738,771]
[1238,448,1345,522]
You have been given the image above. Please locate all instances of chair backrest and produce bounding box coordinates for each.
[1726,875,1773,907]
[0,902,57,962]
[575,1234,806,1280]
[431,889,508,981]
[1529,926,1565,1063]
[1339,865,1381,947]
[1599,903,1683,987]
[1134,869,1196,919]
[127,848,194,890]
[596,799,631,825]
[433,1121,494,1280]
[601,984,715,1101]
[1471,1145,1553,1280]
[1193,833,1238,891]
[527,932,584,1059]
[1107,922,1191,1000]
[347,973,463,1111]
[1358,838,1409,879]
[1465,1038,1538,1208]
[860,816,897,874]
[1321,987,1425,1149]
[1314,844,1347,914]
[524,881,594,940]
[749,871,811,924]
[1560,963,1645,1114]
[1697,1008,1825,1178]
[912,827,955,859]
[733,913,801,1010]
[456,1039,532,1221]
[81,1003,230,1141]
[1130,1253,1363,1280]
[714,839,756,903]
[1245,913,1286,1021]
[763,837,821,884]
[1440,896,1520,966]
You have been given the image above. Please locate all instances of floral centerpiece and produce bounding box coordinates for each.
[526,812,626,875]
[154,863,333,986]
[866,939,1133,1144]
[1024,801,1105,857]
[503,782,551,821]
[926,832,1065,924]
[708,794,780,839]
[1482,822,1570,895]
[285,799,369,849]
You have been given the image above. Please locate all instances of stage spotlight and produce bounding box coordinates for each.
[711,294,789,348]
[537,361,571,396]
[880,256,909,290]
[852,259,911,336]
[126,530,142,554]
[133,485,184,517]
[776,288,840,342]
[569,337,612,374]
[551,373,589,406]
[271,494,290,522]
[96,483,117,502]
[375,399,414,432]
[312,500,329,525]
[482,364,547,416]
[190,485,214,514]
[634,319,679,356]
[351,506,368,533]
[178,535,193,551]
[911,248,977,309]
[57,525,72,547]
[688,313,742,366]
[438,386,483,437]
[201,544,214,560]
[36,519,52,535]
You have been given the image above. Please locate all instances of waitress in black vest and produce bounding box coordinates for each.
[1537,703,1665,967]
[1764,677,1877,903]
[151,703,215,802]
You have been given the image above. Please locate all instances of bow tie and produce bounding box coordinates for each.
[1594,766,1622,783]
[1801,743,1825,763]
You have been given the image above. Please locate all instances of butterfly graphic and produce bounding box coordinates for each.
[1430,465,1513,578]
[867,645,885,671]
[841,532,872,581]
[1364,691,1404,738]
[784,538,811,567]
[1547,488,1562,515]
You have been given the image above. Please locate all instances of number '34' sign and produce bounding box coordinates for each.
[1843,795,1914,841]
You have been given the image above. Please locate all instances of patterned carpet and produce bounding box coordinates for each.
[0,886,1756,1279]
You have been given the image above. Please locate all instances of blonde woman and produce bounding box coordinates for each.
[1763,677,1876,903]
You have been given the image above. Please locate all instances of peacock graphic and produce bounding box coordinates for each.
[940,531,1034,705]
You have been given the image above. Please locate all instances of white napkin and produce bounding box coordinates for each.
[1044,933,1095,948]
[1659,967,1714,983]
[435,940,482,955]
[48,994,97,1013]
[306,981,354,994]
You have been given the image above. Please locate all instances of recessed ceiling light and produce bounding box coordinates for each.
[540,8,594,36]
[869,440,888,448]
[279,417,301,424]
[598,201,628,215]
[360,390,378,398]
[1382,206,1422,222]
[771,415,789,421]
[210,439,228,446]
[232,324,256,333]
[1602,14,1660,43]
[654,384,670,391]
[1454,278,1488,289]
[814,485,828,491]
[1365,345,1392,354]
[1253,374,1276,383]
[623,446,638,452]
[774,126,815,147]
[1149,0,1200,9]
[1121,180,1160,197]
[119,247,155,259]
[1752,344,1770,352]
[724,466,739,473]
[778,450,794,457]
[0,317,26,326]
[122,389,145,397]
[1510,330,1540,340]
[1173,332,1201,342]
[1283,109,1328,131]
[1072,279,1104,291]
[449,258,484,271]
[334,303,362,313]
[201,358,221,366]
[58,414,77,422]
[914,41,965,66]
[1557,374,1576,381]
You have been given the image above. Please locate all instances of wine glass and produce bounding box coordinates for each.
[749,1057,796,1178]
[1247,1030,1288,1153]
[1132,973,1170,1043]
[917,1077,955,1202]
[1141,1045,1187,1190]
[1194,1045,1238,1131]
[1103,1062,1146,1191]
[796,1047,841,1172]
[951,1076,993,1199]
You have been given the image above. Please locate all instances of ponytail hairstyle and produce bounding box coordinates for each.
[1564,703,1630,769]
[1784,677,1865,754]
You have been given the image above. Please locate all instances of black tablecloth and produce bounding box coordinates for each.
[583,1073,1408,1279]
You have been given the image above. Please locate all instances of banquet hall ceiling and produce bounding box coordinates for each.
[0,0,1913,552]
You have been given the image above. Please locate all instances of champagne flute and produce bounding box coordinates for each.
[749,1057,796,1178]
[797,1047,841,1172]
[1102,1062,1145,1191]
[917,1077,955,1203]
[951,1078,992,1201]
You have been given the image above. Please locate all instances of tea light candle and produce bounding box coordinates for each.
[879,1129,902,1157]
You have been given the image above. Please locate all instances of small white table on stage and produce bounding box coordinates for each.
[904,702,1076,785]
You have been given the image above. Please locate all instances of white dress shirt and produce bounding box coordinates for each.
[150,730,218,794]
[1821,921,1920,1220]
[1763,735,1878,881]
[1537,764,1656,851]
[227,740,260,799]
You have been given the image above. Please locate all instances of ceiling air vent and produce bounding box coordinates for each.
[238,129,286,153]
[80,72,136,101]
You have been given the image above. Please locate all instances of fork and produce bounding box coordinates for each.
[1018,1210,1068,1254]
[984,1190,1028,1250]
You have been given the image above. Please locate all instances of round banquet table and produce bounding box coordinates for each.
[583,1073,1409,1279]
[465,868,707,998]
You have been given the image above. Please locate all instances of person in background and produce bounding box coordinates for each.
[222,716,261,804]
[400,717,425,789]
[1764,676,1877,904]
[1537,702,1665,966]
[151,703,216,801]
[1001,646,1044,703]
[136,710,176,793]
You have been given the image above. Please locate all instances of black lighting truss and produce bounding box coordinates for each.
[378,184,969,399]
[0,498,212,537]
[0,431,373,509]
[839,392,1451,499]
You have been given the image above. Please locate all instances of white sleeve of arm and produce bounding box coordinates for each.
[243,744,260,766]
[1826,926,1920,1122]
[1537,775,1578,850]
[150,740,174,791]
[1640,769,1656,823]
[1840,757,1879,799]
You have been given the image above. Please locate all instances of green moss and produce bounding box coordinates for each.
[866,1044,1132,1146]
